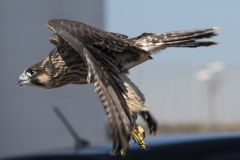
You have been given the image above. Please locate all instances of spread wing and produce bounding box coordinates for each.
[47,19,148,54]
[54,29,133,155]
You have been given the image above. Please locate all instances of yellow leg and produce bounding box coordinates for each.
[130,118,147,150]
[120,114,147,156]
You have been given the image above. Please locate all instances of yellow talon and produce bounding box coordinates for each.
[120,139,130,156]
[130,119,147,150]
[120,115,147,156]
[121,148,126,156]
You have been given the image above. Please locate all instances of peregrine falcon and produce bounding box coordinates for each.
[18,19,218,155]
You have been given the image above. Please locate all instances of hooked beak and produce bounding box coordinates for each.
[18,73,29,86]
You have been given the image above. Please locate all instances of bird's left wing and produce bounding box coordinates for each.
[47,19,149,56]
[56,29,133,155]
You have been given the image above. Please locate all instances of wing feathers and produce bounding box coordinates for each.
[57,30,132,155]
[47,19,148,55]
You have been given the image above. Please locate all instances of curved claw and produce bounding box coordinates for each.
[130,122,147,150]
[142,129,145,139]
[120,115,148,156]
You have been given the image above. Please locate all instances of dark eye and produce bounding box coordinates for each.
[27,69,36,76]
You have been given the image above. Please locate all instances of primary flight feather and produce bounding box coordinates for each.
[18,19,218,155]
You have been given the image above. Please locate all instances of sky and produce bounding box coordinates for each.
[105,1,240,64]
[104,1,240,123]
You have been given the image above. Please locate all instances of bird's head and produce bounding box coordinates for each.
[18,65,51,89]
[18,50,56,89]
[18,48,88,89]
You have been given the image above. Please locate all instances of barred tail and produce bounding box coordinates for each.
[130,27,219,52]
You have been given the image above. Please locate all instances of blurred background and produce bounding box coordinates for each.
[1,0,240,158]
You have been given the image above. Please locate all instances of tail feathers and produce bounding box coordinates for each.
[130,27,219,52]
[168,41,218,48]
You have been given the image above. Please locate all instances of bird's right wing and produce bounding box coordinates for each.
[56,29,133,155]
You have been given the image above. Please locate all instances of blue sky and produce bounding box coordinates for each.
[104,1,240,122]
[105,1,240,64]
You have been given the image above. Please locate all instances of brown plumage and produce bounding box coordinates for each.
[18,19,218,155]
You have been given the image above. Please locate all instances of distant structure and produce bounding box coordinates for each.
[196,61,225,122]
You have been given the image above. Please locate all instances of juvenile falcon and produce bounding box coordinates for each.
[18,19,218,155]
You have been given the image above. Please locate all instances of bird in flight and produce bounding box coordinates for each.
[18,19,218,156]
